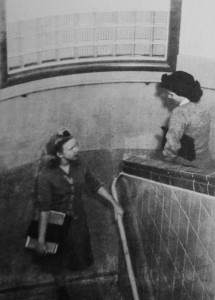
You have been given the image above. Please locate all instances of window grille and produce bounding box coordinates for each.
[7,10,170,74]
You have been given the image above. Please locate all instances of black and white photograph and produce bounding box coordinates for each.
[1,0,215,299]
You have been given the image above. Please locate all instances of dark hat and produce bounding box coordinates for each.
[161,71,203,102]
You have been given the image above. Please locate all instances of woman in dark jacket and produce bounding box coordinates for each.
[160,71,212,170]
[34,128,123,299]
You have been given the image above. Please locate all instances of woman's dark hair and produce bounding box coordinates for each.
[160,71,203,102]
[33,129,73,198]
[44,128,73,168]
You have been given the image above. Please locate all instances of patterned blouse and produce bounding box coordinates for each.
[163,100,212,169]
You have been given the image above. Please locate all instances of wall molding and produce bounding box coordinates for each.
[1,55,215,102]
[0,71,164,102]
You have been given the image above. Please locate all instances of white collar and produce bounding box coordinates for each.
[179,98,190,106]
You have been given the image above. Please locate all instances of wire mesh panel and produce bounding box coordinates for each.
[95,11,117,26]
[153,44,166,57]
[56,14,78,29]
[97,44,114,57]
[58,30,76,45]
[116,43,133,57]
[58,47,76,60]
[135,26,153,40]
[96,27,116,41]
[135,11,154,24]
[78,45,95,58]
[7,10,169,73]
[117,11,135,24]
[41,49,56,63]
[77,28,95,44]
[134,43,152,57]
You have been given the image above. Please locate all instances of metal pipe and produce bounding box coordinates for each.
[111,175,140,300]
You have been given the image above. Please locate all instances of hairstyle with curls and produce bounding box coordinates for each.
[43,128,73,168]
[160,71,203,103]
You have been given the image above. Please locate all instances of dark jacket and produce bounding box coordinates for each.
[36,156,102,215]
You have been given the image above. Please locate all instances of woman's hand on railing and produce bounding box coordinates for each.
[113,201,124,220]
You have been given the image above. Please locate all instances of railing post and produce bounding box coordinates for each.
[0,0,7,88]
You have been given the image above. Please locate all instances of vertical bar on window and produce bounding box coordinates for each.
[0,0,7,87]
[151,11,155,58]
[55,15,59,61]
[55,15,60,62]
[74,13,79,59]
[20,21,25,69]
[114,11,120,57]
[132,11,137,57]
[95,12,99,58]
[37,18,42,66]
[92,12,96,58]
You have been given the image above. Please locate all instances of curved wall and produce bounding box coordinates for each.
[0,72,169,170]
[0,71,171,296]
[1,71,215,171]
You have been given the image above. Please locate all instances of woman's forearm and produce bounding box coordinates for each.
[97,186,124,216]
[38,211,49,244]
[97,186,116,205]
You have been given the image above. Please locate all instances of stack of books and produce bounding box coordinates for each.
[25,210,66,254]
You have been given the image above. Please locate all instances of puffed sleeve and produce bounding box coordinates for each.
[85,166,103,193]
[36,173,52,211]
[163,107,187,158]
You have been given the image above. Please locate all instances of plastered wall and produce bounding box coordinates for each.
[1,74,215,171]
[0,78,170,170]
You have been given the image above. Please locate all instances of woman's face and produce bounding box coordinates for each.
[58,138,79,161]
[166,90,182,105]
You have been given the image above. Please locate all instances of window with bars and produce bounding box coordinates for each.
[5,0,182,84]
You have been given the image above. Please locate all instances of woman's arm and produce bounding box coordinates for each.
[97,186,124,218]
[38,211,49,243]
[84,164,124,217]
[36,211,49,255]
[35,173,52,255]
[163,108,186,159]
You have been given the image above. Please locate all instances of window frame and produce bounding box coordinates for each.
[2,0,182,87]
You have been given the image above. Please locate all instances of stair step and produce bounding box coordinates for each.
[0,273,124,300]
